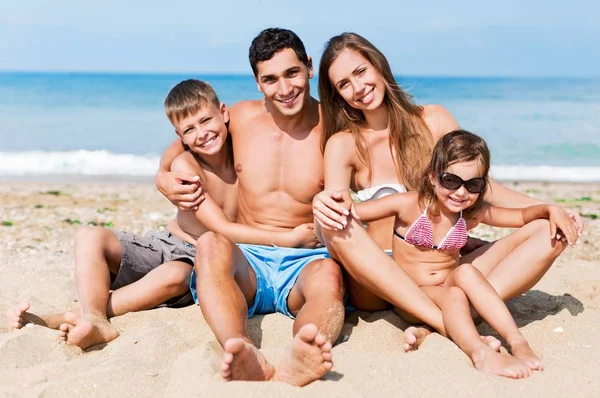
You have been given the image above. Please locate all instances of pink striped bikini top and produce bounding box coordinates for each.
[394,201,468,251]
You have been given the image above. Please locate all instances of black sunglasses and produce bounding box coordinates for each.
[438,172,487,194]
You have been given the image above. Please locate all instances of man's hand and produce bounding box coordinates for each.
[155,170,205,211]
[312,190,351,231]
[289,223,323,248]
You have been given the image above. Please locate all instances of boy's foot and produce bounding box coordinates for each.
[472,346,533,379]
[6,302,31,331]
[403,326,432,352]
[221,338,276,382]
[273,324,333,386]
[57,311,119,350]
[510,339,543,371]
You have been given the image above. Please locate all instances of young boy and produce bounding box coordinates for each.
[6,79,318,350]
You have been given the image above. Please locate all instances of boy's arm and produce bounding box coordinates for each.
[155,139,205,211]
[172,155,319,248]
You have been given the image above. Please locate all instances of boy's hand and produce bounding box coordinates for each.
[312,190,351,231]
[290,223,323,248]
[548,206,578,247]
[155,170,205,211]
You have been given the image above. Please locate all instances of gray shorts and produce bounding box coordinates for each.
[111,230,196,308]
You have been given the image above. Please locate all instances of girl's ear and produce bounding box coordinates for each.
[428,171,437,188]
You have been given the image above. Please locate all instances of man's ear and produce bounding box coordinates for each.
[307,56,314,79]
[220,102,230,124]
[254,75,263,92]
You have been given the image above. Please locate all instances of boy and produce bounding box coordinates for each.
[6,79,318,350]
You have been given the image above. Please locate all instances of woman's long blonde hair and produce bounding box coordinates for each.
[319,32,433,190]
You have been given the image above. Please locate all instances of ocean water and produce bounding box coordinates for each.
[1,72,599,181]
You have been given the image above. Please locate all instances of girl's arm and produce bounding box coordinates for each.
[172,155,318,248]
[480,203,578,246]
[354,192,412,223]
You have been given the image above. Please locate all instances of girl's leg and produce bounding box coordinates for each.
[425,286,533,379]
[445,264,542,370]
[461,219,567,301]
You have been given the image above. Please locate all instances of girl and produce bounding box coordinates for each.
[353,130,577,378]
[313,32,581,345]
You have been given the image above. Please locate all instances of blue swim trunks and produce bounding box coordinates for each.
[190,244,330,318]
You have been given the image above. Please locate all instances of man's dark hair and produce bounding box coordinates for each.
[249,28,309,76]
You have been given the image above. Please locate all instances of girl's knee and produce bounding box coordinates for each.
[452,263,480,287]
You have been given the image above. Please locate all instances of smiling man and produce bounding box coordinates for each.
[157,28,345,387]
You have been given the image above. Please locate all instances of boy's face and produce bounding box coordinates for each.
[255,48,313,118]
[173,102,229,157]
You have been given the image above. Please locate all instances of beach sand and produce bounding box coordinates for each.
[1,181,599,397]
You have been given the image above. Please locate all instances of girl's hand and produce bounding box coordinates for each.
[548,206,578,247]
[565,208,584,237]
[312,190,350,230]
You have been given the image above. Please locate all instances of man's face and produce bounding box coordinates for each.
[255,48,313,118]
[173,102,229,158]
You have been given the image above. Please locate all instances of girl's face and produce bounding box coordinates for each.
[327,49,386,112]
[430,160,486,214]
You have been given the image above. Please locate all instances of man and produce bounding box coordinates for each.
[156,28,345,387]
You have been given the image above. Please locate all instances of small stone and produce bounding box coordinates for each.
[145,372,159,377]
[553,326,564,333]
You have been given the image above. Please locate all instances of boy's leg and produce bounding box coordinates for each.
[445,264,542,370]
[193,232,274,382]
[424,286,533,379]
[461,219,567,301]
[6,302,69,331]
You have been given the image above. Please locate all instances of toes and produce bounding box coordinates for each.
[297,324,319,343]
[320,341,332,352]
[17,302,30,313]
[322,352,332,362]
[323,361,333,371]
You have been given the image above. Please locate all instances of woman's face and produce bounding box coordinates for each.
[327,49,386,112]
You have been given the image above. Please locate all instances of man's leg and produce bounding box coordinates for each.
[193,232,274,382]
[461,219,568,301]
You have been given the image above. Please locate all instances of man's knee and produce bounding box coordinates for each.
[306,259,344,297]
[194,232,236,276]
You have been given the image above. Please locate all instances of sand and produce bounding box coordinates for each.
[1,181,599,397]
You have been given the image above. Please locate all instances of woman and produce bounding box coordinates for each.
[312,32,581,349]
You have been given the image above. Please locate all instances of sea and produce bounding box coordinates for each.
[1,72,599,181]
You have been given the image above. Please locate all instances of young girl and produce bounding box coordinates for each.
[353,129,578,379]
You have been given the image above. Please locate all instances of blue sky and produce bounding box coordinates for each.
[1,0,598,77]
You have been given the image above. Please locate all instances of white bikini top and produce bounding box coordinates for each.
[355,183,407,202]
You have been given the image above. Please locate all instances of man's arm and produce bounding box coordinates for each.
[155,139,204,211]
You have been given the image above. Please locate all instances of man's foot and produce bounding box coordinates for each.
[57,311,119,350]
[221,338,276,382]
[472,346,533,379]
[273,324,333,386]
[510,339,543,371]
[6,302,31,331]
[403,326,432,353]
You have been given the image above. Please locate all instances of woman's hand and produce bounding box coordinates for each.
[312,190,350,231]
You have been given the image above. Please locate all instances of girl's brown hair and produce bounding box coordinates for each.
[418,129,491,219]
[318,32,433,190]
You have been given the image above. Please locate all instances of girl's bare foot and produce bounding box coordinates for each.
[472,346,533,379]
[273,324,334,386]
[510,338,543,371]
[6,302,31,331]
[221,338,275,382]
[57,311,119,350]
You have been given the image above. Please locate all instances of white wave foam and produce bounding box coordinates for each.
[0,150,160,176]
[491,165,600,182]
[1,151,599,182]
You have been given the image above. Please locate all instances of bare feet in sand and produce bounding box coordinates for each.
[472,346,533,379]
[58,311,119,350]
[221,338,276,382]
[273,324,333,386]
[510,339,543,371]
[221,324,333,386]
[6,302,31,331]
[403,326,502,353]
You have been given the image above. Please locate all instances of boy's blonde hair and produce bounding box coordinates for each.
[164,79,220,124]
